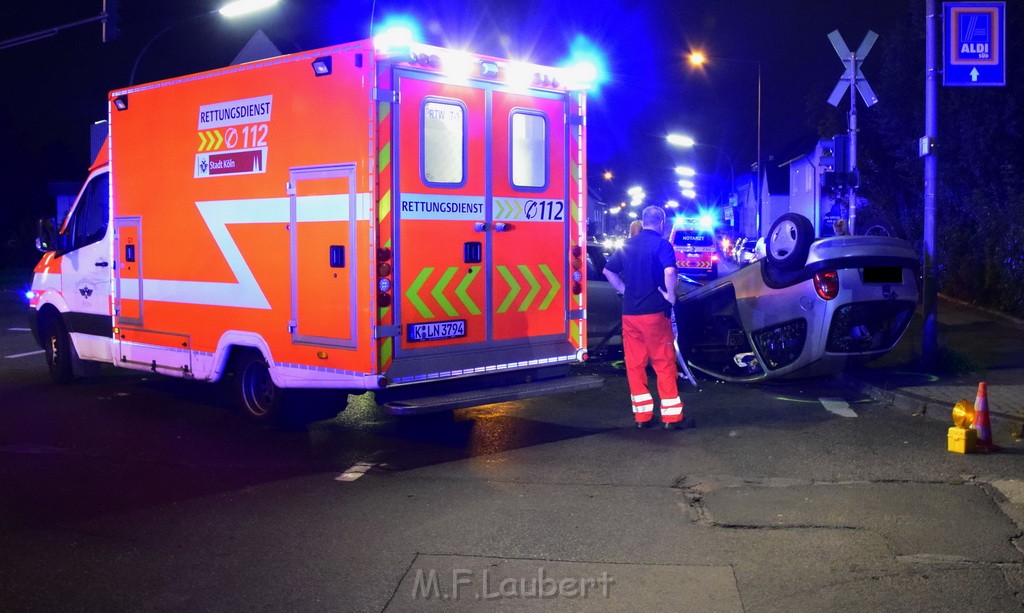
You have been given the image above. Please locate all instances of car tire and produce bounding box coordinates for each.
[43,316,74,384]
[234,350,286,426]
[765,213,814,272]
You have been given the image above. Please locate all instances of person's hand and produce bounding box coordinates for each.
[658,287,675,306]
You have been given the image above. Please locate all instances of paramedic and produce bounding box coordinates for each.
[602,206,686,429]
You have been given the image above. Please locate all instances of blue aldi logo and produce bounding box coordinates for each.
[944,2,1006,86]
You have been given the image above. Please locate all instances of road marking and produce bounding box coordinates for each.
[335,461,375,482]
[5,350,45,359]
[819,397,858,418]
[7,327,31,331]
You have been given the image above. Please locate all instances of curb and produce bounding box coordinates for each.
[846,375,1024,439]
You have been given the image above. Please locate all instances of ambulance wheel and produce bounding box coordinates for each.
[235,352,285,425]
[44,316,74,384]
[765,213,814,272]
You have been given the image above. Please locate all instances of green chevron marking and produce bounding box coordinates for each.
[517,265,540,312]
[455,267,480,315]
[538,264,561,310]
[494,199,506,220]
[379,190,391,221]
[497,265,521,314]
[378,141,391,174]
[406,268,434,318]
[512,199,523,219]
[431,266,459,317]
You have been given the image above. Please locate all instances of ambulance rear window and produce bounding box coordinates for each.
[422,99,466,186]
[510,110,547,190]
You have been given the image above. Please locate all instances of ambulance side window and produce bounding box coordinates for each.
[509,110,547,190]
[65,173,110,252]
[421,98,466,187]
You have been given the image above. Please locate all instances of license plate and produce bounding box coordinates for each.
[863,266,902,283]
[408,320,466,342]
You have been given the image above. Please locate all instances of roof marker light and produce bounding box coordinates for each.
[479,61,499,79]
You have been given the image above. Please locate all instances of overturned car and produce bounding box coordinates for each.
[673,213,919,382]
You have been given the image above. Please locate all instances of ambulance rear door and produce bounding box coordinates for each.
[390,69,573,379]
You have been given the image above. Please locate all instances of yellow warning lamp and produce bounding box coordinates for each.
[951,399,975,429]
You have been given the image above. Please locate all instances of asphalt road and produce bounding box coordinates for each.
[2,287,1023,611]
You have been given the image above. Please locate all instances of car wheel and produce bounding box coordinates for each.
[44,316,74,384]
[765,213,814,272]
[234,351,285,425]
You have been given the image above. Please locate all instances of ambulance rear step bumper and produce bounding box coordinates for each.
[380,374,604,415]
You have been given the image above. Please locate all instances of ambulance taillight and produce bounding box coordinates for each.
[377,247,393,308]
[570,245,584,295]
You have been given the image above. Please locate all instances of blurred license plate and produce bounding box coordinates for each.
[408,320,466,342]
[863,266,902,283]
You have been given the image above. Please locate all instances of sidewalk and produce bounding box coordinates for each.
[847,294,1024,440]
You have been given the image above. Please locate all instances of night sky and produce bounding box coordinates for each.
[1,0,921,242]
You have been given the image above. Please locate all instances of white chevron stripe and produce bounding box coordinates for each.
[119,194,370,309]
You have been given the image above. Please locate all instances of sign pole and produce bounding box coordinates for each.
[922,0,939,366]
[847,51,859,234]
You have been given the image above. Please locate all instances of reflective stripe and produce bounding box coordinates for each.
[631,393,653,403]
[661,405,683,417]
[632,404,654,414]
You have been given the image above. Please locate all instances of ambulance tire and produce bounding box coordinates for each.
[765,213,814,272]
[43,316,74,384]
[234,351,286,426]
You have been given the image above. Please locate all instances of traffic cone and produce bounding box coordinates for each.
[971,382,999,452]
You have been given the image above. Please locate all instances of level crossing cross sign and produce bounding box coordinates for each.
[827,30,879,108]
[943,2,1006,87]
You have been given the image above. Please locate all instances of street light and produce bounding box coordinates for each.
[686,51,762,235]
[674,166,696,178]
[130,0,280,85]
[667,132,736,200]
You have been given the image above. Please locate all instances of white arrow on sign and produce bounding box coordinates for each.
[827,30,879,108]
[970,67,980,82]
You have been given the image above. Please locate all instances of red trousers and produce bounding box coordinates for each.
[622,312,683,423]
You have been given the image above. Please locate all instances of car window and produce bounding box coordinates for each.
[64,172,109,252]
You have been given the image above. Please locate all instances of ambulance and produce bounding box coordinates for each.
[670,215,719,280]
[28,35,598,424]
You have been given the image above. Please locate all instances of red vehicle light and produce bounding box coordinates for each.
[813,270,840,300]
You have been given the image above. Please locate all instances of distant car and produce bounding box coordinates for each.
[674,213,920,382]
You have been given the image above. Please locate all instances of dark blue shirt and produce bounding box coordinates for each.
[605,229,677,315]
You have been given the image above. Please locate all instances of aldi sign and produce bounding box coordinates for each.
[943,2,1006,86]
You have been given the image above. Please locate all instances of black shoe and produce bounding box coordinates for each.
[664,417,696,430]
[635,421,651,429]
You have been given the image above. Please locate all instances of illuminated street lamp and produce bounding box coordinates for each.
[667,132,735,195]
[678,179,695,189]
[666,133,696,148]
[687,50,762,235]
[675,166,696,178]
[681,189,697,199]
[130,0,280,84]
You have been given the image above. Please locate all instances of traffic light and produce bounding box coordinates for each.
[819,139,836,171]
[103,0,121,42]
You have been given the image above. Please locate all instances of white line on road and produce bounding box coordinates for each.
[5,350,45,359]
[7,327,31,332]
[819,397,858,418]
[335,462,376,482]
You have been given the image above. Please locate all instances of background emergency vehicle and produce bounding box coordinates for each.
[669,215,719,280]
[28,34,599,424]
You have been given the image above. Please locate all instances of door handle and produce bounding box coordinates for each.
[95,261,109,267]
[474,222,487,232]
